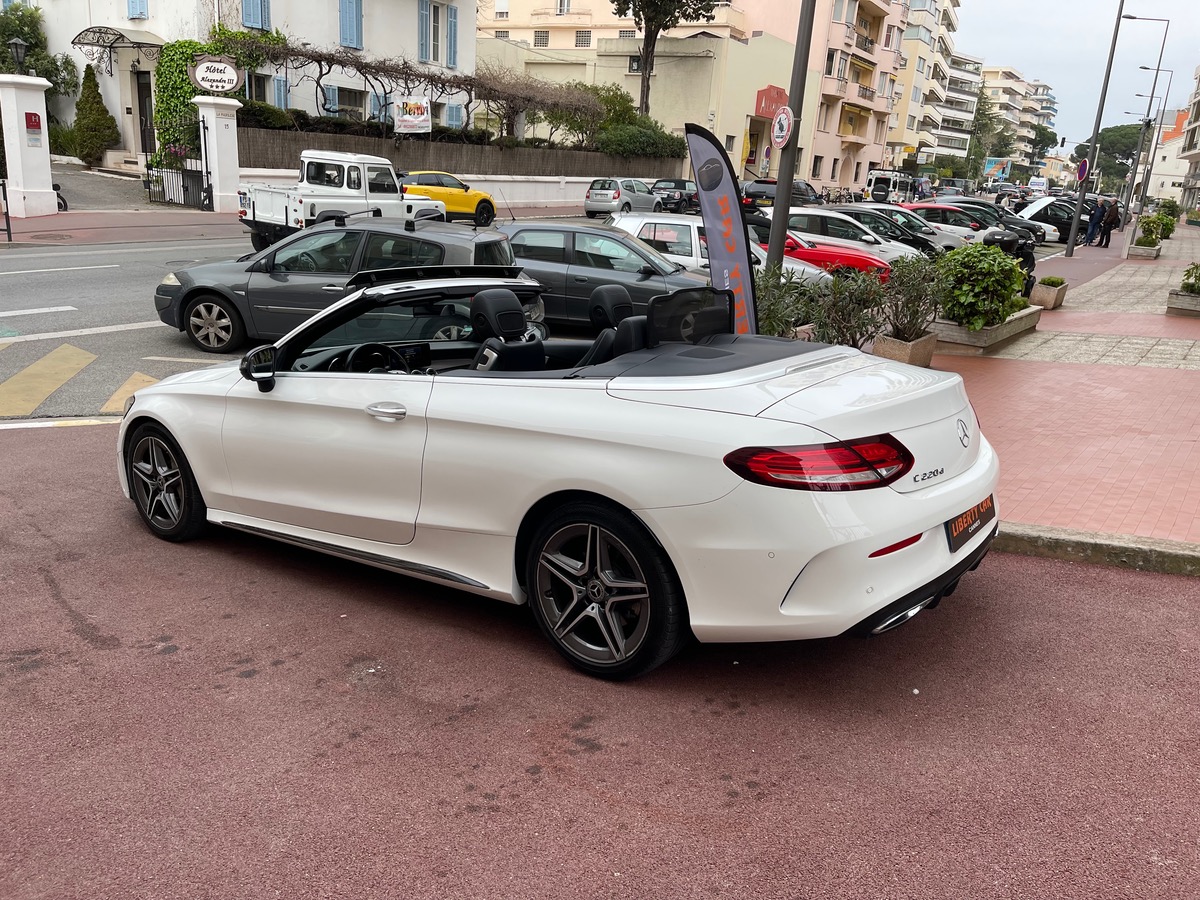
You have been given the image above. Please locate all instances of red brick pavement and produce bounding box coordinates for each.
[938,356,1200,543]
[1038,310,1200,339]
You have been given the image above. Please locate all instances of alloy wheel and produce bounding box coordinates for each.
[130,436,186,531]
[188,300,234,350]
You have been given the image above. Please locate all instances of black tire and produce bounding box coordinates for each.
[653,201,663,213]
[249,231,270,252]
[126,424,207,542]
[474,201,496,227]
[525,501,687,680]
[585,211,598,219]
[57,193,68,212]
[620,203,632,213]
[184,293,245,354]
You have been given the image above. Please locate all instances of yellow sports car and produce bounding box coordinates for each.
[397,171,496,226]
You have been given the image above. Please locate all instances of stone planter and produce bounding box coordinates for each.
[1187,218,1200,227]
[1029,282,1068,309]
[1128,244,1162,259]
[1166,289,1200,317]
[929,305,1042,355]
[871,332,938,368]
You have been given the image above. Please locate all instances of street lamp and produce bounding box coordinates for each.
[7,37,28,72]
[1066,0,1127,257]
[1138,68,1174,212]
[1119,15,1169,221]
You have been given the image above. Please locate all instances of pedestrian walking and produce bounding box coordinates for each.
[1098,200,1121,248]
[1084,202,1105,245]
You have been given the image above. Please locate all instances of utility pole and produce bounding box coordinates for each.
[766,0,818,269]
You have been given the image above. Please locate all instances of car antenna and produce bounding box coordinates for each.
[492,182,517,223]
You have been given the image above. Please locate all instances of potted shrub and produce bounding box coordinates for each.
[1158,212,1177,240]
[1130,215,1163,258]
[1187,209,1200,227]
[752,263,817,340]
[1166,262,1200,316]
[1030,275,1068,309]
[871,255,946,367]
[803,270,886,350]
[929,243,1038,352]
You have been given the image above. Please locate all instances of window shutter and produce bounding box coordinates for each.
[273,76,289,109]
[447,5,458,69]
[448,104,463,129]
[243,0,262,29]
[353,0,363,49]
[339,0,355,48]
[128,0,149,18]
[418,0,431,62]
[323,84,339,115]
[262,0,271,30]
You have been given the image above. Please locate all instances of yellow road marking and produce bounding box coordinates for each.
[0,344,97,417]
[100,371,158,415]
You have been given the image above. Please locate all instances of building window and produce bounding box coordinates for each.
[812,155,824,178]
[556,0,570,12]
[575,30,591,47]
[628,56,652,74]
[619,29,637,39]
[249,73,269,102]
[242,0,271,29]
[825,49,836,76]
[907,115,916,130]
[127,0,149,19]
[916,57,926,74]
[494,30,509,39]
[817,103,828,131]
[339,0,363,49]
[836,53,848,79]
[419,1,458,65]
[854,162,862,181]
[724,135,736,152]
[534,30,549,47]
[494,0,508,17]
[831,158,840,180]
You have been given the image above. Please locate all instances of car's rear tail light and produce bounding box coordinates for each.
[586,190,591,199]
[869,533,923,558]
[723,435,914,491]
[613,187,621,199]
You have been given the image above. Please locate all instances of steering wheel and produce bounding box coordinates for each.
[296,251,319,272]
[345,343,409,374]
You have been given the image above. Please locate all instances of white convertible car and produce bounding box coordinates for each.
[118,270,1000,679]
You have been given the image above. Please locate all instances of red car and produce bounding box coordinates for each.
[746,216,891,280]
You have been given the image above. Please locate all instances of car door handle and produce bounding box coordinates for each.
[573,276,589,283]
[365,402,407,421]
[322,284,344,293]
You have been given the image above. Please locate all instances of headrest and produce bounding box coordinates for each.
[613,315,650,356]
[470,289,528,340]
[587,284,635,330]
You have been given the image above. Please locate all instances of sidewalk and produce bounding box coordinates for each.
[933,219,1200,574]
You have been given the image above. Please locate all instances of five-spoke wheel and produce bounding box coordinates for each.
[527,502,686,679]
[127,425,207,542]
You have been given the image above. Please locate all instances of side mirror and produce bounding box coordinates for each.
[638,264,657,277]
[239,345,277,393]
[970,222,981,230]
[861,234,879,244]
[784,238,799,251]
[247,257,268,273]
[923,226,936,235]
[462,184,471,191]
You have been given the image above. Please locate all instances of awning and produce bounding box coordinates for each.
[71,27,166,76]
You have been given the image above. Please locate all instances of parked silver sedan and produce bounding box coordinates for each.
[584,178,663,218]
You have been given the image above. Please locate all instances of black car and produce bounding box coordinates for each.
[651,178,699,213]
[827,205,941,258]
[154,219,522,353]
[940,198,1046,244]
[741,178,823,211]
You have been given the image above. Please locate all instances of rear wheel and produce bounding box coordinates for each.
[249,231,270,252]
[474,200,496,226]
[585,211,598,219]
[126,424,207,542]
[526,501,687,680]
[184,293,245,353]
[620,203,632,213]
[653,201,663,213]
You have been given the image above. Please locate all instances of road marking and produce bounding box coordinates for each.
[0,417,120,430]
[0,321,168,345]
[0,264,120,277]
[0,344,97,416]
[0,240,249,263]
[0,306,77,318]
[141,356,216,363]
[101,372,158,415]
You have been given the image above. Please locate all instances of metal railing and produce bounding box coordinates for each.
[855,33,876,53]
[858,85,877,100]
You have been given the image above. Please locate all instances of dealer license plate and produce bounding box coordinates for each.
[945,494,995,553]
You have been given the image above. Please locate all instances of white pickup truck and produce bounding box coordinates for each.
[237,149,446,250]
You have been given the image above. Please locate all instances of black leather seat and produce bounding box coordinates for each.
[469,288,544,372]
[612,315,650,356]
[575,285,635,367]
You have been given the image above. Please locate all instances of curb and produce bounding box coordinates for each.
[995,521,1200,577]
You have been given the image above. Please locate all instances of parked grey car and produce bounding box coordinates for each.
[498,221,708,326]
[584,178,663,218]
[154,219,519,353]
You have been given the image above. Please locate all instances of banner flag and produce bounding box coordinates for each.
[395,96,432,134]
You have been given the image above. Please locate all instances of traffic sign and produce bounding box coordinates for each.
[770,106,794,150]
[1077,158,1088,181]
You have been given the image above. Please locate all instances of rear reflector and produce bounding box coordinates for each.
[723,435,914,491]
[868,533,923,558]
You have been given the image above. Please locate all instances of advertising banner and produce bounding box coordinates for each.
[395,96,432,134]
[684,123,756,334]
[983,157,1011,181]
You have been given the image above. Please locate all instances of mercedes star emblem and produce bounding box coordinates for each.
[956,418,970,448]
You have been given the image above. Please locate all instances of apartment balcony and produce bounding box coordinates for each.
[947,80,977,98]
[685,1,746,34]
[838,128,870,147]
[917,128,938,148]
[859,0,892,16]
[821,75,850,98]
[531,6,593,23]
[940,2,958,32]
[925,81,947,104]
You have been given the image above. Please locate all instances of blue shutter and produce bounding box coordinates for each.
[243,0,262,29]
[448,104,463,129]
[273,76,289,109]
[1,0,12,10]
[323,84,339,115]
[418,0,431,62]
[128,0,149,18]
[354,0,363,49]
[262,0,271,30]
[447,5,458,69]
[340,0,363,49]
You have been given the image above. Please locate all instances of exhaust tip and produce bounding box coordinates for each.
[870,597,933,635]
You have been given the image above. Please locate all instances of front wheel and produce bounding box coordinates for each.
[126,424,207,542]
[585,210,598,219]
[474,200,495,226]
[653,201,663,213]
[526,501,688,680]
[184,294,245,353]
[249,231,270,252]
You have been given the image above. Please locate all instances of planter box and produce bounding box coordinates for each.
[1128,244,1162,259]
[929,305,1042,355]
[1187,218,1200,226]
[1166,289,1200,317]
[1029,282,1068,309]
[871,332,938,368]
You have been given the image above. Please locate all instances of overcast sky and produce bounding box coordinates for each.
[954,0,1199,153]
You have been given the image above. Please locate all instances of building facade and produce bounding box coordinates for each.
[26,0,475,164]
[1134,108,1189,205]
[1182,66,1200,211]
[930,50,979,160]
[885,0,959,169]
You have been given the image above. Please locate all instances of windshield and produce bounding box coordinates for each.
[628,233,683,274]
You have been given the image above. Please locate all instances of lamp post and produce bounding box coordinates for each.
[1137,68,1174,211]
[1121,100,1158,230]
[7,37,29,73]
[1066,0,1127,257]
[1118,16,1168,213]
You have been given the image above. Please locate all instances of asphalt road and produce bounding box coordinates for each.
[2,422,1197,899]
[51,164,150,211]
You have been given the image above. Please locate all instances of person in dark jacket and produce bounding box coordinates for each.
[1098,200,1121,248]
[1085,202,1105,245]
